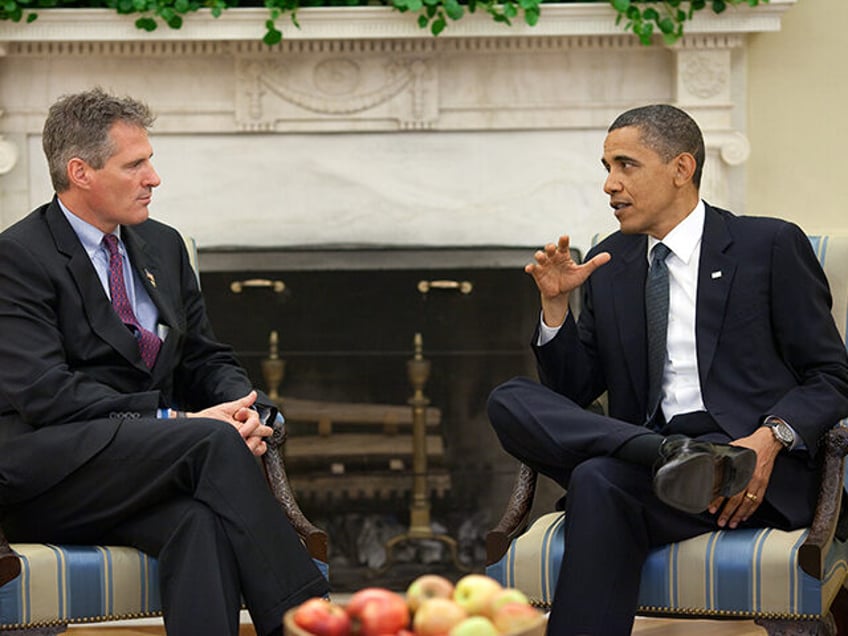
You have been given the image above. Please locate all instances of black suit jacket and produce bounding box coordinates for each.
[534,204,848,527]
[0,198,262,506]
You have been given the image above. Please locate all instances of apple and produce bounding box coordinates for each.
[491,601,542,634]
[487,588,530,616]
[412,598,468,636]
[452,575,503,617]
[346,587,410,636]
[448,616,499,636]
[406,574,455,613]
[293,597,351,636]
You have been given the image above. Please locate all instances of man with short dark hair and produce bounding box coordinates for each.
[0,88,329,635]
[488,104,848,634]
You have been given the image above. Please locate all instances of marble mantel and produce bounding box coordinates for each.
[0,1,796,251]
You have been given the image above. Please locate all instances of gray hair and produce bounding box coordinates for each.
[42,87,155,192]
[608,104,705,188]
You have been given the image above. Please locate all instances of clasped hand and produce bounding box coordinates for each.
[182,390,272,456]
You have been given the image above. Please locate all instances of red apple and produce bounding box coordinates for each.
[448,616,499,636]
[346,587,410,636]
[412,597,468,636]
[491,601,542,634]
[405,574,455,613]
[293,597,351,636]
[452,575,502,617]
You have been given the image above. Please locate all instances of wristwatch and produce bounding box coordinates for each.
[763,416,794,450]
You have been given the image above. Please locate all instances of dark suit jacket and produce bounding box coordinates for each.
[534,203,848,527]
[0,198,262,506]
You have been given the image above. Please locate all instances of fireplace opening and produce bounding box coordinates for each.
[199,247,568,589]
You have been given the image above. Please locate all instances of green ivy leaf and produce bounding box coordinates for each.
[417,13,428,27]
[26,10,36,20]
[611,0,629,12]
[135,16,157,30]
[524,6,539,26]
[263,22,282,44]
[430,13,445,34]
[444,0,462,20]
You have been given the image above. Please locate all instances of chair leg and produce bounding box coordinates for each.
[754,614,836,636]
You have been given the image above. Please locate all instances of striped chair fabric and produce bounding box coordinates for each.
[486,234,848,624]
[0,545,329,630]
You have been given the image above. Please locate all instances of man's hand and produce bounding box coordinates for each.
[525,235,610,328]
[710,427,783,529]
[185,390,272,456]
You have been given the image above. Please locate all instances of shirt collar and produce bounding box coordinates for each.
[647,199,705,264]
[57,197,123,257]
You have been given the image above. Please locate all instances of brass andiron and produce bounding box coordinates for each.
[380,333,468,572]
[261,330,286,402]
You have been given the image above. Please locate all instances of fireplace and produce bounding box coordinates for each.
[199,246,568,586]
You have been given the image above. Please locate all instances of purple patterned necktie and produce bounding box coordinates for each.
[102,234,161,369]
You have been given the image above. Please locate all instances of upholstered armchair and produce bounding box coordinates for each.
[0,418,327,633]
[486,235,848,635]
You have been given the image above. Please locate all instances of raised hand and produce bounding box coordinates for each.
[525,235,610,327]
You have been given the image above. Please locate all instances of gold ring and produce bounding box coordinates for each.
[745,492,758,502]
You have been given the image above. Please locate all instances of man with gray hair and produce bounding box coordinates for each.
[489,104,848,634]
[0,88,329,635]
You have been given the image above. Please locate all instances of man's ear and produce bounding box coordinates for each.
[672,152,697,187]
[66,157,91,189]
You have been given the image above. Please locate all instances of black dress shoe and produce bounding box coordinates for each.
[653,437,756,514]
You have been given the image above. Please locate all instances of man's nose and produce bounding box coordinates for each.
[145,165,161,188]
[603,172,620,194]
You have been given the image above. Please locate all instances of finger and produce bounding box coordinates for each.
[556,235,571,253]
[227,390,258,410]
[584,251,612,272]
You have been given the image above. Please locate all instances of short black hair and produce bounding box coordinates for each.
[608,104,705,188]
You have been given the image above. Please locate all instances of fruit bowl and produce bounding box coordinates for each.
[283,606,547,636]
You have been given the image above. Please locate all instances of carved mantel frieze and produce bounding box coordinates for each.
[0,2,797,247]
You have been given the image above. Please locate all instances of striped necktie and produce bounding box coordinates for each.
[102,234,161,369]
[645,242,671,424]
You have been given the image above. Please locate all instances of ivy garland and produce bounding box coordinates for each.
[0,0,769,46]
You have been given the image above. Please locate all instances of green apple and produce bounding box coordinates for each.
[448,616,499,636]
[488,587,530,616]
[452,574,503,617]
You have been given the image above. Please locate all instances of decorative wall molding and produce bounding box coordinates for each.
[0,1,798,248]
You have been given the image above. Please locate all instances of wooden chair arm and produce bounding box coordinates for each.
[0,523,21,587]
[799,425,848,579]
[263,419,328,563]
[486,463,538,566]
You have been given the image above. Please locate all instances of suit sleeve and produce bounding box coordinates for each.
[765,223,848,449]
[532,255,608,408]
[162,229,255,411]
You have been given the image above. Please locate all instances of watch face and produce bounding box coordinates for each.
[772,421,793,446]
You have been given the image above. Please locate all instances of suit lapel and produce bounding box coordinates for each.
[121,226,179,378]
[611,235,650,410]
[696,205,736,385]
[45,202,147,370]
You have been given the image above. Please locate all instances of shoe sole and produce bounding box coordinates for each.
[654,453,715,514]
[653,447,756,515]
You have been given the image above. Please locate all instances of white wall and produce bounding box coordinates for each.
[747,0,848,233]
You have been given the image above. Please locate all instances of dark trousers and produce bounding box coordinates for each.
[3,417,329,636]
[488,377,785,636]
